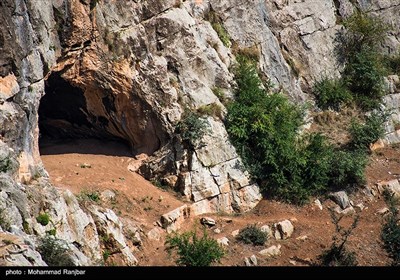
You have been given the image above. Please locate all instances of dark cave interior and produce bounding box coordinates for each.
[38,72,131,156]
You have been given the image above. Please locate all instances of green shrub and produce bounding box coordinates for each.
[165,229,224,266]
[349,111,387,151]
[335,11,390,111]
[36,213,50,226]
[176,110,209,149]
[381,193,400,266]
[317,209,359,266]
[236,224,267,246]
[273,133,334,204]
[313,77,353,111]
[227,55,375,204]
[226,56,303,185]
[212,22,231,47]
[38,235,75,266]
[0,158,11,173]
[227,56,336,204]
[206,10,231,47]
[338,11,389,63]
[343,48,387,110]
[46,228,57,236]
[328,150,368,191]
[103,250,111,262]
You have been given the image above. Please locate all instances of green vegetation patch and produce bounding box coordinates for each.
[236,224,267,246]
[381,192,400,266]
[165,229,224,266]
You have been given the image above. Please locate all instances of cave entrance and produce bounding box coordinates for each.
[39,72,132,157]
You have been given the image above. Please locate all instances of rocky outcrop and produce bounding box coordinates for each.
[0,173,137,266]
[87,205,138,265]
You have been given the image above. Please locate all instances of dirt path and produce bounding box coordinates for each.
[40,138,395,266]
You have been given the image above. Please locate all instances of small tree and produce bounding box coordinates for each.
[165,228,224,266]
[335,11,390,111]
[317,209,359,266]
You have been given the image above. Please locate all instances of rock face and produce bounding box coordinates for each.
[0,176,137,266]
[0,0,400,265]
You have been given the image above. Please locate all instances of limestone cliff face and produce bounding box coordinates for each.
[0,0,399,265]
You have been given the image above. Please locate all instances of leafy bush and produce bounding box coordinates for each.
[46,228,57,236]
[343,48,387,110]
[236,224,267,246]
[36,213,50,226]
[328,150,367,191]
[349,111,387,151]
[381,193,400,266]
[226,56,350,204]
[165,229,224,266]
[338,11,389,64]
[335,11,390,111]
[38,235,75,266]
[0,158,11,173]
[176,110,209,149]
[227,53,379,204]
[317,209,359,266]
[313,77,353,111]
[226,56,302,186]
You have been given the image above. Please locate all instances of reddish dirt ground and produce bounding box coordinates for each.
[40,138,396,266]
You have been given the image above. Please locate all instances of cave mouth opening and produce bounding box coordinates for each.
[38,72,132,157]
